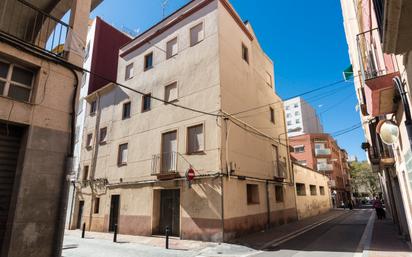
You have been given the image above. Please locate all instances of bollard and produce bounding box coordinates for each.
[113,224,118,243]
[165,226,170,249]
[81,223,86,238]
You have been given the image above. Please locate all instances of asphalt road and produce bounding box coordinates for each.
[254,209,372,257]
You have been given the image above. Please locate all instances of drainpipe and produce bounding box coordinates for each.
[393,76,412,149]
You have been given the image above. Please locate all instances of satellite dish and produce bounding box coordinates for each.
[377,120,399,145]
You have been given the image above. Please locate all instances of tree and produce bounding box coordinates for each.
[349,161,380,197]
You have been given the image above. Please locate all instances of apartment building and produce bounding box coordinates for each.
[70,0,298,242]
[284,97,323,137]
[66,16,131,229]
[341,0,412,240]
[289,133,351,206]
[0,0,100,256]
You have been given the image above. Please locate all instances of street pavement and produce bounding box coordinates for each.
[62,209,412,257]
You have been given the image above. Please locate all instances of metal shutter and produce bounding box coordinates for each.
[0,123,22,250]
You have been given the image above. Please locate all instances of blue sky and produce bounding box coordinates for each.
[90,0,366,160]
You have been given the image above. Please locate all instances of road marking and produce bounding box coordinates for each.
[260,211,349,250]
[353,210,375,257]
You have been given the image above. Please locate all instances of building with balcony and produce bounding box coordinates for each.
[0,0,101,256]
[341,0,412,241]
[289,133,351,206]
[284,97,323,137]
[65,16,131,229]
[70,0,298,242]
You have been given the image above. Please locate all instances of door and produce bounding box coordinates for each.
[159,189,180,236]
[0,124,23,251]
[109,195,120,232]
[161,131,177,172]
[76,201,84,229]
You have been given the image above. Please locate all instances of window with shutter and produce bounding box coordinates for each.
[190,23,204,46]
[187,124,204,154]
[166,37,178,59]
[165,82,178,103]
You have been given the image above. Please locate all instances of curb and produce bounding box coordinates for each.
[259,210,349,250]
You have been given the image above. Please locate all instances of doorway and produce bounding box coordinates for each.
[159,189,180,236]
[76,200,84,229]
[109,195,120,232]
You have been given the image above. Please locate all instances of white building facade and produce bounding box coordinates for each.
[284,97,323,137]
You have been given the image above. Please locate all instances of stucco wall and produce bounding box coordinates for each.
[294,163,331,219]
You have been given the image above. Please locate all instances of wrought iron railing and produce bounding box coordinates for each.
[0,0,71,57]
[151,152,179,175]
[356,28,397,81]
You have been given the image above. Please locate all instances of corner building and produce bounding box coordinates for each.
[71,0,298,242]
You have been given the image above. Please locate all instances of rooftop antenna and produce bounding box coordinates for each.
[161,0,169,18]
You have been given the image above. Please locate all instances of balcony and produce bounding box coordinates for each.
[357,28,400,117]
[151,152,183,180]
[315,148,331,156]
[0,0,71,58]
[317,163,333,172]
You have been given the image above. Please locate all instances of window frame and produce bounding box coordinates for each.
[166,37,178,59]
[144,52,154,71]
[125,63,134,80]
[270,107,275,124]
[90,100,97,115]
[275,185,284,202]
[310,185,317,196]
[93,197,100,214]
[0,59,35,103]
[187,123,205,154]
[141,93,151,112]
[294,145,305,153]
[122,101,131,120]
[86,133,93,149]
[190,22,204,47]
[99,127,108,144]
[246,184,260,205]
[82,165,89,181]
[242,43,249,64]
[320,186,325,195]
[117,143,128,166]
[164,81,178,104]
[296,183,306,196]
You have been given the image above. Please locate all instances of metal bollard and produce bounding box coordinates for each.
[113,224,118,243]
[81,223,86,238]
[165,226,170,249]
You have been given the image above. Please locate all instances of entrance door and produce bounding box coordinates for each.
[0,124,23,251]
[109,195,120,232]
[159,189,180,236]
[161,131,177,172]
[76,201,84,229]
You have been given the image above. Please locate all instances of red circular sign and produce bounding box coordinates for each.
[187,168,195,181]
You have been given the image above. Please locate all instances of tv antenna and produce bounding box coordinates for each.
[161,0,169,18]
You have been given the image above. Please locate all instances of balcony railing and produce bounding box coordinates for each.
[356,28,400,116]
[273,160,287,180]
[315,148,331,156]
[317,163,333,172]
[0,0,71,57]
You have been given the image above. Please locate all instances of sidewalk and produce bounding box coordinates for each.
[229,209,347,250]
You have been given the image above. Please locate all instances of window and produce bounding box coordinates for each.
[295,111,300,116]
[0,60,34,102]
[287,121,292,126]
[144,52,153,71]
[294,103,299,108]
[270,107,275,123]
[294,145,305,153]
[142,94,151,112]
[247,184,259,204]
[286,113,292,118]
[165,82,178,103]
[125,63,134,80]
[82,166,89,181]
[296,183,306,196]
[285,106,290,110]
[166,37,178,59]
[122,102,131,119]
[310,185,317,195]
[266,72,272,87]
[90,100,97,115]
[187,124,204,154]
[190,22,204,46]
[315,143,325,149]
[296,119,301,124]
[94,197,100,214]
[297,160,307,166]
[86,133,93,149]
[242,44,249,63]
[118,143,128,165]
[99,127,107,144]
[320,186,325,195]
[275,185,284,202]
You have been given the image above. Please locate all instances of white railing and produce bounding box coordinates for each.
[151,152,178,175]
[315,148,331,156]
[317,163,333,171]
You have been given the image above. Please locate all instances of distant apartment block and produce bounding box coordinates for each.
[284,97,323,137]
[70,0,298,242]
[289,133,351,206]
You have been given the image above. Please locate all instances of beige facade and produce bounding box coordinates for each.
[0,0,100,256]
[293,163,332,219]
[71,0,298,242]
